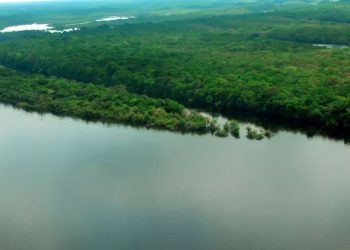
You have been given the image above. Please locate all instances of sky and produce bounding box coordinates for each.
[0,0,50,2]
[0,0,102,2]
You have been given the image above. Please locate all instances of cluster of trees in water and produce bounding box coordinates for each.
[0,3,349,136]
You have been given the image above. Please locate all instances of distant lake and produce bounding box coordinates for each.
[0,104,350,250]
[0,16,136,33]
[95,16,136,22]
[0,23,79,33]
[313,43,348,49]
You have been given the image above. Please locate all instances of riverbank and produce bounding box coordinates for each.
[0,67,215,134]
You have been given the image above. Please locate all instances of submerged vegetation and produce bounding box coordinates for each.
[246,126,273,140]
[0,1,349,140]
[229,120,240,138]
[214,120,241,138]
[246,126,265,141]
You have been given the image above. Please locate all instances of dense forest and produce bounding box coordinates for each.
[0,1,349,138]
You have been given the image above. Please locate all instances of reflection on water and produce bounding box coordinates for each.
[0,104,349,250]
[222,109,350,144]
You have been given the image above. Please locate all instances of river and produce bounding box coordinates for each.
[0,104,349,250]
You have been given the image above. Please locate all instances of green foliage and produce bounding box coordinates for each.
[246,126,265,141]
[0,67,212,133]
[209,119,220,134]
[214,121,230,138]
[215,128,229,138]
[228,120,240,138]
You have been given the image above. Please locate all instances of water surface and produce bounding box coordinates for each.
[95,16,136,22]
[0,23,79,33]
[0,104,349,250]
[313,43,348,49]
